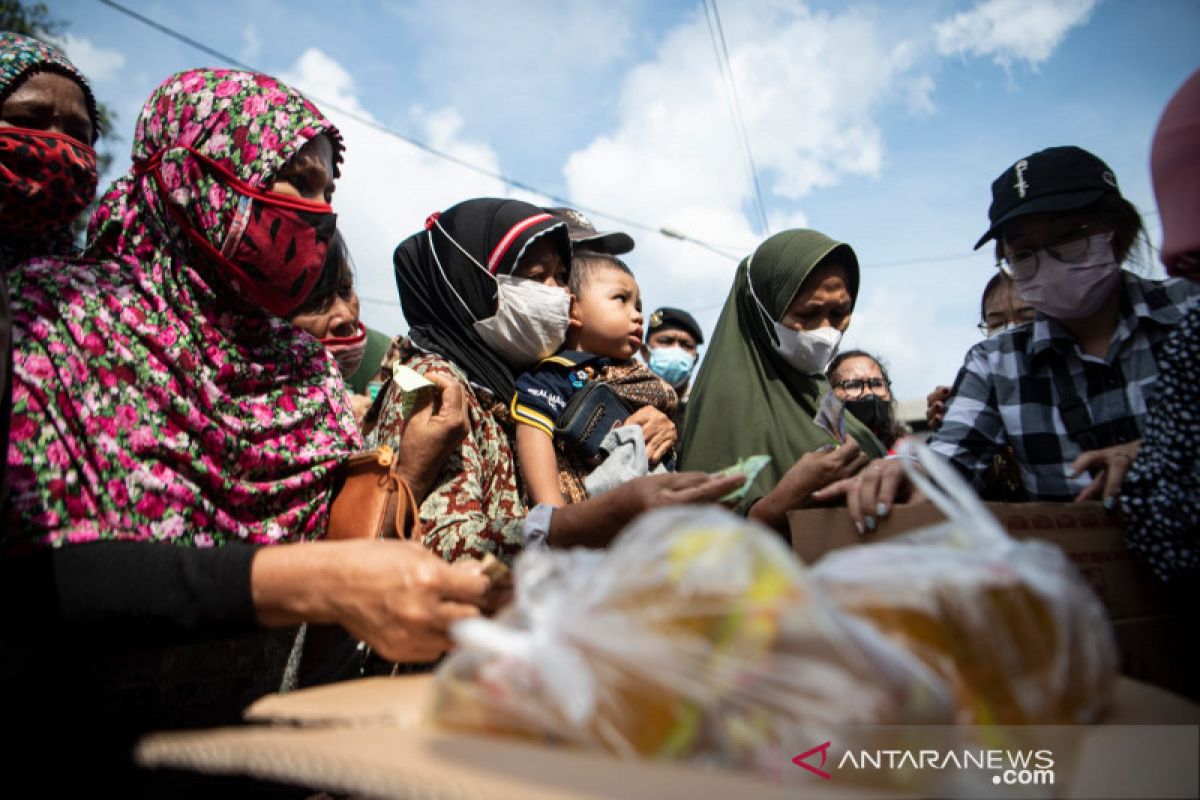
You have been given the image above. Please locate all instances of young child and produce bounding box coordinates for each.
[513,253,677,505]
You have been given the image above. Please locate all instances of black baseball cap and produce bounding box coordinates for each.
[973,146,1121,250]
[543,206,635,255]
[647,307,704,345]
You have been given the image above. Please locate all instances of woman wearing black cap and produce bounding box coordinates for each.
[366,198,742,564]
[827,146,1200,528]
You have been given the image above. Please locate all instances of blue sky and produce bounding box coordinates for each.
[51,0,1200,403]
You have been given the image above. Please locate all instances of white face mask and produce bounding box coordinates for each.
[429,222,571,369]
[474,274,571,368]
[770,324,843,375]
[747,263,843,375]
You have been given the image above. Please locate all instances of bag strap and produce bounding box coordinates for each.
[1051,366,1101,452]
[390,469,423,541]
[340,445,423,541]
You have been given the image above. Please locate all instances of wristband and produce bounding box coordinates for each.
[522,503,555,549]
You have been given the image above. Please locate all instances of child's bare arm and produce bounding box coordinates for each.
[516,424,567,507]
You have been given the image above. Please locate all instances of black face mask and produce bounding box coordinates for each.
[844,395,894,443]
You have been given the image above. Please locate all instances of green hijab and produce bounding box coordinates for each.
[679,229,884,509]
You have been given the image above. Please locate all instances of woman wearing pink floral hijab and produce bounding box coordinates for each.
[10,68,354,546]
[0,69,489,788]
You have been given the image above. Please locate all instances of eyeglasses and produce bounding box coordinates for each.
[831,377,890,398]
[996,225,1095,281]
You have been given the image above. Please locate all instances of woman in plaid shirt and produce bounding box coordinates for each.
[818,146,1199,532]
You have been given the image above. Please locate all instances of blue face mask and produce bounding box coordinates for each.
[648,346,696,388]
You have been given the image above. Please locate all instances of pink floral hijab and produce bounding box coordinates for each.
[3,69,361,548]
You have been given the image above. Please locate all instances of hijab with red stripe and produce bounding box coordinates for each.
[393,197,570,401]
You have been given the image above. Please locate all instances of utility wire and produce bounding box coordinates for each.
[98,1,1100,293]
[97,0,743,261]
[703,0,770,236]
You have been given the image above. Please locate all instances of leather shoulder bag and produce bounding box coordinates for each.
[325,445,422,541]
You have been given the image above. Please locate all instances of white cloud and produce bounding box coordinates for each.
[280,49,511,335]
[387,0,638,167]
[934,0,1098,68]
[60,34,126,84]
[562,3,933,323]
[280,49,372,118]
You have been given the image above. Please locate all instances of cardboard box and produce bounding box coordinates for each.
[135,674,1199,799]
[136,676,879,800]
[789,501,1198,698]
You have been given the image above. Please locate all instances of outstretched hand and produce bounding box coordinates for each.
[545,470,745,549]
[810,455,923,535]
[626,469,746,511]
[332,541,490,663]
[252,539,493,663]
[749,441,870,532]
[1070,440,1140,507]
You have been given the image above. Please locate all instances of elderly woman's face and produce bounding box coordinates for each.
[268,134,335,204]
[0,71,92,145]
[830,356,892,402]
[290,287,360,341]
[779,261,853,332]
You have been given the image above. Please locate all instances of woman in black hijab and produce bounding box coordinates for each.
[369,198,740,562]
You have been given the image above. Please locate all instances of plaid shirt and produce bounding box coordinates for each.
[929,273,1200,501]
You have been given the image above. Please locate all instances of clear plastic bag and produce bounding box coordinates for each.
[431,443,1118,774]
[811,441,1118,724]
[432,504,955,773]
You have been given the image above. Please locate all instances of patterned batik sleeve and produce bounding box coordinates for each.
[1120,307,1200,582]
[928,344,1009,490]
[367,354,527,565]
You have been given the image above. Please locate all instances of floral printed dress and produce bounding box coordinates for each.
[366,338,526,564]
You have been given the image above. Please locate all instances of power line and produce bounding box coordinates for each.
[97,0,741,261]
[703,0,769,236]
[97,1,1106,289]
[659,227,742,260]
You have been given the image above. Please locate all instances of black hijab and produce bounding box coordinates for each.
[393,198,571,401]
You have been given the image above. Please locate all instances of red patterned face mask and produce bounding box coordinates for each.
[139,146,337,318]
[0,126,98,239]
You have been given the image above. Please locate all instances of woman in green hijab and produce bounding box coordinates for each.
[680,229,884,529]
